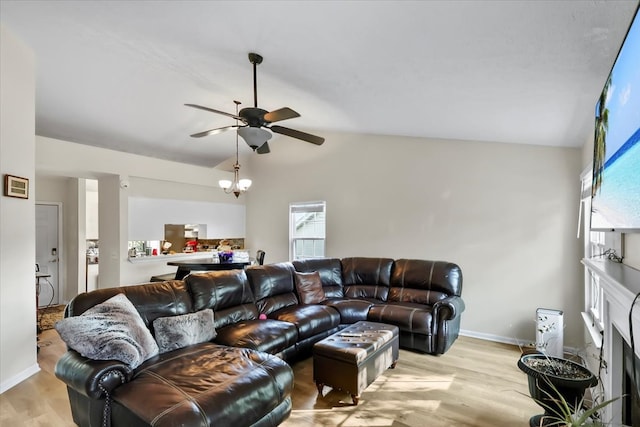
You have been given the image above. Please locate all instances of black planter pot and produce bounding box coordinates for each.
[517,354,598,427]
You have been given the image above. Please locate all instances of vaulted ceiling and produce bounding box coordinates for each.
[1,1,637,167]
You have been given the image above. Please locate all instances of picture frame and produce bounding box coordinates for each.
[4,174,29,199]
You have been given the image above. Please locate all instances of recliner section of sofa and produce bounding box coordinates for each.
[245,262,342,355]
[292,257,465,355]
[186,269,299,359]
[384,258,464,354]
[341,257,394,301]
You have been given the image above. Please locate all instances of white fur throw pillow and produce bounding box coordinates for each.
[153,309,216,354]
[55,293,159,369]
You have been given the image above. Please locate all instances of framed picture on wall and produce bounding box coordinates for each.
[4,174,29,199]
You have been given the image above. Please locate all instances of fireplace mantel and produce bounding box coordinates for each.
[582,258,640,426]
[583,258,640,295]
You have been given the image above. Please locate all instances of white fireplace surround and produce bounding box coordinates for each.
[582,258,640,426]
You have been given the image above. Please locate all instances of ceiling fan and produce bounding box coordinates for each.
[186,53,324,154]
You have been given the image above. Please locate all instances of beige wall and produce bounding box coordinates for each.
[0,25,38,393]
[246,131,584,347]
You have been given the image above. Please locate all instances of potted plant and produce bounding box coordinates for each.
[522,373,619,426]
[518,353,599,426]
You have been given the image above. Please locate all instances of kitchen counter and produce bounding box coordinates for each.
[127,252,218,263]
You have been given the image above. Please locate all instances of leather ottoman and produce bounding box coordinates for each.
[312,321,399,405]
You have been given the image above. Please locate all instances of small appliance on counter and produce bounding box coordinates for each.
[184,240,198,252]
[161,241,172,255]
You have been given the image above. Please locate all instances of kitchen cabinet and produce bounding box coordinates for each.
[164,224,207,252]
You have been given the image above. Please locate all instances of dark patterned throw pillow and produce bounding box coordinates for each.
[153,309,216,353]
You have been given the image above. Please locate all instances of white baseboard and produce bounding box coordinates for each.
[459,329,524,346]
[0,364,40,394]
[459,329,579,356]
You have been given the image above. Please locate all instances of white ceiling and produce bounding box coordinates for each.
[1,1,637,168]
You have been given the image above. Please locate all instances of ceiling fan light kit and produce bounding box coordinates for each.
[238,126,272,152]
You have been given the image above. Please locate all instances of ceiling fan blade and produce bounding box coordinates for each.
[190,125,239,138]
[263,107,300,123]
[256,142,270,154]
[270,125,325,145]
[185,104,243,121]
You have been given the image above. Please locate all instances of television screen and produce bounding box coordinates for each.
[591,5,640,231]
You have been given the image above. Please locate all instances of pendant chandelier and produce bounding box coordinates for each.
[219,101,252,198]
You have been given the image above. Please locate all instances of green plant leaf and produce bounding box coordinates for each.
[532,375,620,426]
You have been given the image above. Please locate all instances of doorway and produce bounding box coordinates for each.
[36,203,61,307]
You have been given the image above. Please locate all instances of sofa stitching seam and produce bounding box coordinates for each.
[143,370,208,426]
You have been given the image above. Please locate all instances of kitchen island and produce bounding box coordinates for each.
[167,258,252,280]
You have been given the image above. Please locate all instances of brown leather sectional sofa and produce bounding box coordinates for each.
[55,257,464,427]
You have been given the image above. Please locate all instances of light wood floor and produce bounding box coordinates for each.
[0,330,539,426]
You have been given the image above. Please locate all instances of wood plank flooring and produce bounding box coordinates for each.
[0,330,539,426]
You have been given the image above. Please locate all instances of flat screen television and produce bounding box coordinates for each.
[591,5,640,232]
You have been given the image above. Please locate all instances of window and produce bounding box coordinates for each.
[289,201,326,261]
[580,168,605,338]
[579,168,607,259]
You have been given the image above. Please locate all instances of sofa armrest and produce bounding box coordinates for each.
[54,350,133,399]
[432,296,465,321]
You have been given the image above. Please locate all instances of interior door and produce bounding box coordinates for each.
[36,204,60,307]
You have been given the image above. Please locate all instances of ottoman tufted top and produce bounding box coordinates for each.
[313,321,399,365]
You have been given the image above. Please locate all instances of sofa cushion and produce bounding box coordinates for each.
[65,280,194,333]
[269,304,341,340]
[186,270,259,328]
[294,271,326,304]
[292,258,344,298]
[390,259,463,303]
[341,257,393,301]
[214,319,298,355]
[55,293,159,369]
[321,298,373,324]
[367,302,433,336]
[112,343,294,427]
[153,309,216,354]
[246,263,299,315]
